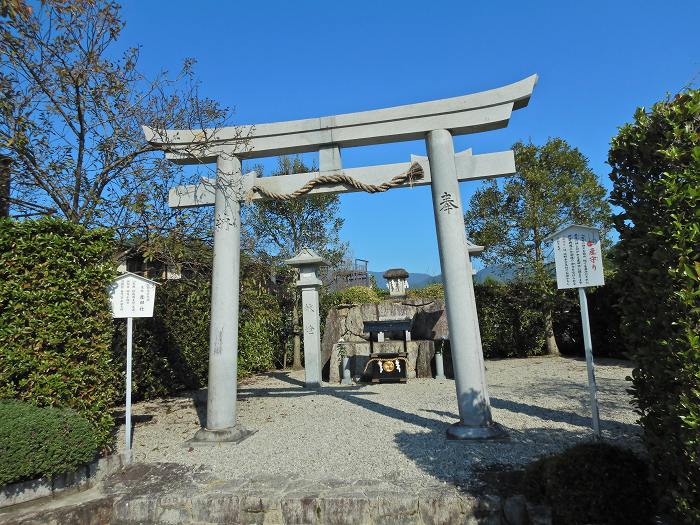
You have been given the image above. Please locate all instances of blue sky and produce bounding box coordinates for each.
[120,1,698,275]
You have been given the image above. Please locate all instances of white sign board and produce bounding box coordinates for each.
[549,225,604,290]
[108,272,157,318]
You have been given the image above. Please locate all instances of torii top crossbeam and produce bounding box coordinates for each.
[143,75,537,163]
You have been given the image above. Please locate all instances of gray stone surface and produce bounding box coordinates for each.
[412,340,437,379]
[286,248,328,388]
[115,358,639,485]
[145,75,538,162]
[206,152,243,433]
[168,149,518,207]
[503,495,528,525]
[0,493,116,525]
[427,128,495,438]
[0,452,129,509]
[2,463,550,524]
[2,356,645,524]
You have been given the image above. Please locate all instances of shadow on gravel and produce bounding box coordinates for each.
[251,371,641,492]
[424,395,639,434]
[392,425,597,489]
[257,372,639,437]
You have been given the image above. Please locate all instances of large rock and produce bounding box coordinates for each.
[411,300,449,340]
[321,298,447,381]
[413,340,436,378]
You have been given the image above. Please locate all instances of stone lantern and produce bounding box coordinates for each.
[465,238,484,275]
[285,247,329,388]
[383,268,409,297]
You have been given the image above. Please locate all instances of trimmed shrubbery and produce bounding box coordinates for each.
[0,219,118,451]
[475,279,550,358]
[0,400,100,486]
[321,279,622,359]
[406,283,445,299]
[115,263,283,401]
[328,285,381,305]
[522,442,654,525]
[609,88,700,521]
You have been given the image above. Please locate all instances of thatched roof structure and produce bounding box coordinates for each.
[382,268,409,279]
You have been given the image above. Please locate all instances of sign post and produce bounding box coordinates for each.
[108,272,158,453]
[544,225,604,438]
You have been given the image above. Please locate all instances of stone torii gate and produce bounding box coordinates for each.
[144,75,538,443]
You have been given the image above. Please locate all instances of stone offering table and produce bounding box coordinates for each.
[362,318,413,383]
[323,299,452,383]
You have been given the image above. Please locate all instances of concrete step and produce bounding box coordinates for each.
[0,463,552,525]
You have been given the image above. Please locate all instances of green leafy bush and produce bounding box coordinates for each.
[238,266,282,377]
[332,285,381,305]
[116,266,282,401]
[407,283,444,299]
[113,278,211,400]
[609,88,700,521]
[0,219,117,450]
[522,442,654,525]
[553,273,626,358]
[319,286,380,340]
[0,400,99,486]
[474,279,549,358]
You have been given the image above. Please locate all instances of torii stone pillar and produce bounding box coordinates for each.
[191,150,253,444]
[285,248,328,388]
[427,129,504,439]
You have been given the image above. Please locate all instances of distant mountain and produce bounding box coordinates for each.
[473,264,519,284]
[369,271,442,290]
[365,264,522,291]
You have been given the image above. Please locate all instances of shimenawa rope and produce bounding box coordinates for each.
[247,162,424,201]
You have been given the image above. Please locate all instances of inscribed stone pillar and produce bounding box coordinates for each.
[285,248,329,388]
[192,151,252,444]
[426,129,505,440]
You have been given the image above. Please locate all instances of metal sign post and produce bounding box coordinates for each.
[108,272,159,454]
[578,287,600,436]
[125,316,133,450]
[544,224,604,438]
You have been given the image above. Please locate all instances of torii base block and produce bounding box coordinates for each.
[185,427,256,447]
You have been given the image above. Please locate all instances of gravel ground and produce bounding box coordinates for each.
[117,356,640,488]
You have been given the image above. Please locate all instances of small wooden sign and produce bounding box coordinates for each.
[108,272,158,318]
[546,225,604,290]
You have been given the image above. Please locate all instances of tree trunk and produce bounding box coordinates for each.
[292,294,303,370]
[545,310,560,356]
[0,156,10,218]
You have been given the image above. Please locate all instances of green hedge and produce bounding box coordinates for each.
[609,88,700,522]
[475,279,555,358]
[522,442,654,525]
[320,280,625,359]
[406,283,445,299]
[0,219,117,450]
[115,264,283,401]
[405,280,560,358]
[553,273,626,358]
[0,400,100,486]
